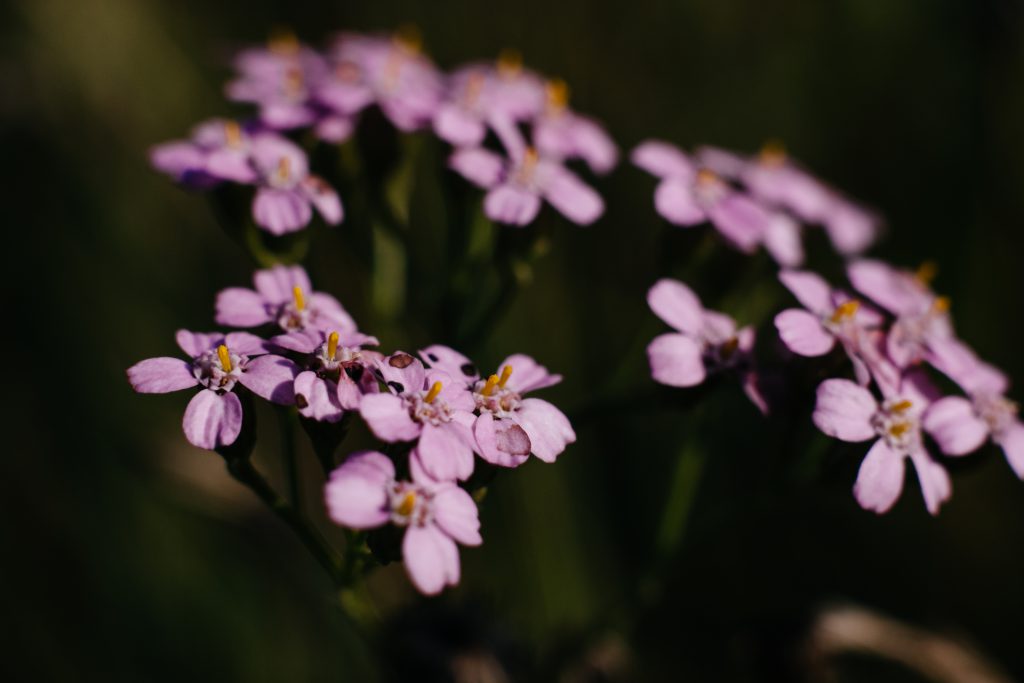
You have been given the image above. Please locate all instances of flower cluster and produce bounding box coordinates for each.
[151,29,616,233]
[128,264,575,594]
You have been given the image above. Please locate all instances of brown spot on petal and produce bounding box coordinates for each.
[387,381,405,394]
[295,394,309,409]
[389,353,415,369]
[496,423,531,456]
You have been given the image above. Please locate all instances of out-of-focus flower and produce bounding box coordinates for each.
[450,120,604,226]
[533,79,618,175]
[632,141,769,254]
[127,331,298,450]
[325,450,481,595]
[813,374,951,515]
[647,278,768,414]
[150,118,259,188]
[249,133,343,234]
[471,356,576,467]
[360,353,479,481]
[847,259,954,368]
[216,265,357,334]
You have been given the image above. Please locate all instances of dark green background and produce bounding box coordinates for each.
[4,0,1024,680]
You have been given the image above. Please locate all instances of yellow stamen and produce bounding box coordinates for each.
[933,296,951,313]
[522,146,539,174]
[224,120,242,148]
[217,344,233,372]
[327,331,339,361]
[696,168,718,185]
[277,156,291,182]
[394,24,422,54]
[480,374,500,397]
[424,381,443,404]
[284,66,304,95]
[889,422,911,438]
[545,78,569,110]
[497,364,513,389]
[915,261,938,285]
[292,285,305,311]
[396,491,416,517]
[268,28,299,55]
[759,139,787,166]
[497,48,523,76]
[890,400,913,413]
[830,299,861,324]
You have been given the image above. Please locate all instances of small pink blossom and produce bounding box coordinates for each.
[226,38,328,130]
[150,118,259,188]
[127,330,298,450]
[532,79,618,175]
[325,451,481,595]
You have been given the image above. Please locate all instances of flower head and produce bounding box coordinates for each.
[150,118,259,188]
[532,78,618,175]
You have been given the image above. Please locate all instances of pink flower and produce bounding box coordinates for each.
[127,330,298,450]
[272,329,382,423]
[471,356,576,467]
[226,38,328,130]
[324,450,481,595]
[215,265,357,334]
[923,339,1024,476]
[150,118,259,188]
[774,269,890,385]
[419,344,481,387]
[847,259,954,368]
[360,353,479,481]
[812,374,951,515]
[532,79,618,175]
[632,141,769,254]
[449,121,604,226]
[646,278,768,414]
[698,143,879,255]
[248,133,343,235]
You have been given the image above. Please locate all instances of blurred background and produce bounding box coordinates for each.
[4,0,1024,680]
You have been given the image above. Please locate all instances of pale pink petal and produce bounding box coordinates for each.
[403,525,460,595]
[449,147,504,188]
[922,396,989,456]
[631,140,694,179]
[224,332,272,356]
[647,333,706,387]
[238,355,297,405]
[541,165,604,225]
[360,393,421,441]
[512,398,575,463]
[420,345,479,383]
[314,114,357,143]
[654,178,705,225]
[253,265,312,305]
[300,176,344,225]
[150,141,205,179]
[127,357,197,394]
[853,439,906,515]
[252,187,313,235]
[762,212,804,267]
[647,278,705,335]
[997,422,1024,479]
[324,450,393,529]
[416,422,475,481]
[175,330,222,357]
[375,353,427,396]
[335,373,364,411]
[427,370,476,413]
[484,183,541,226]
[847,259,930,315]
[432,484,483,546]
[775,309,835,357]
[205,148,258,183]
[778,270,834,316]
[908,447,952,516]
[307,292,359,334]
[433,103,487,147]
[215,287,272,327]
[294,371,344,423]
[823,199,878,256]
[474,413,531,468]
[812,378,877,442]
[182,389,243,450]
[706,193,768,253]
[495,354,562,393]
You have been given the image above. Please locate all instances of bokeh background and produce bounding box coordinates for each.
[5,0,1024,680]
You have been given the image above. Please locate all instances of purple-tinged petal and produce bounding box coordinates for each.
[420,345,480,384]
[324,450,393,529]
[449,148,504,188]
[127,357,197,394]
[854,439,906,515]
[301,176,344,225]
[270,329,324,354]
[928,338,1009,396]
[654,178,705,225]
[847,259,931,315]
[315,113,357,143]
[215,287,272,328]
[484,183,542,226]
[694,145,748,179]
[252,187,313,235]
[403,524,460,595]
[706,193,768,253]
[567,116,618,175]
[778,270,834,316]
[775,309,835,357]
[375,353,427,395]
[360,393,421,442]
[823,198,878,256]
[648,333,706,387]
[239,355,298,405]
[260,102,320,130]
[908,447,952,516]
[495,354,562,393]
[512,398,575,463]
[997,422,1024,479]
[434,103,487,147]
[335,373,364,411]
[474,413,531,468]
[432,484,483,546]
[813,379,877,442]
[540,165,604,225]
[631,140,694,179]
[922,396,989,456]
[742,370,771,416]
[205,148,258,183]
[294,371,344,423]
[254,265,312,305]
[427,370,476,413]
[416,423,475,481]
[175,330,223,357]
[307,293,359,334]
[249,133,310,179]
[316,80,375,115]
[224,331,273,356]
[182,389,242,450]
[647,278,705,335]
[150,141,206,179]
[762,212,804,268]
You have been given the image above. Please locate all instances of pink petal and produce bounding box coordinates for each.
[631,140,694,179]
[127,357,197,394]
[205,148,258,183]
[420,345,480,384]
[324,450,393,529]
[182,389,243,450]
[301,176,344,225]
[647,278,705,335]
[238,355,298,405]
[433,103,487,147]
[541,164,604,225]
[224,331,272,356]
[402,525,460,596]
[654,178,705,225]
[375,353,427,396]
[775,309,835,357]
[853,439,906,515]
[484,183,541,226]
[706,193,768,253]
[215,287,272,327]
[474,413,531,468]
[847,259,930,315]
[360,393,421,442]
[908,447,952,516]
[307,292,359,334]
[252,187,313,235]
[314,114,357,143]
[647,333,706,387]
[512,398,575,463]
[254,265,312,305]
[921,396,989,456]
[495,354,562,393]
[778,270,833,316]
[294,371,344,423]
[449,147,504,188]
[175,330,221,357]
[416,423,475,481]
[812,379,877,442]
[997,422,1024,479]
[432,484,483,546]
[762,212,804,267]
[823,198,878,256]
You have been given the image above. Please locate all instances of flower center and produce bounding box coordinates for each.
[975,393,1018,437]
[872,398,919,451]
[694,168,728,205]
[545,78,569,114]
[334,60,361,83]
[389,481,432,527]
[758,140,787,167]
[193,344,246,392]
[223,121,243,149]
[474,365,521,416]
[829,299,861,325]
[408,381,451,426]
[312,331,364,381]
[514,147,540,186]
[277,286,312,331]
[274,156,293,186]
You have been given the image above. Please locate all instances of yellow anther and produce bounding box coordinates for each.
[284,66,304,95]
[830,299,861,323]
[217,344,233,372]
[915,261,938,285]
[890,400,913,413]
[933,296,951,313]
[396,491,417,517]
[224,120,242,148]
[759,139,788,166]
[465,72,486,102]
[424,381,443,404]
[394,24,422,54]
[497,48,523,76]
[720,336,740,358]
[292,285,305,311]
[696,168,719,185]
[889,422,911,438]
[497,364,513,389]
[480,374,500,397]
[268,28,299,55]
[277,156,292,182]
[545,78,569,110]
[327,331,339,361]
